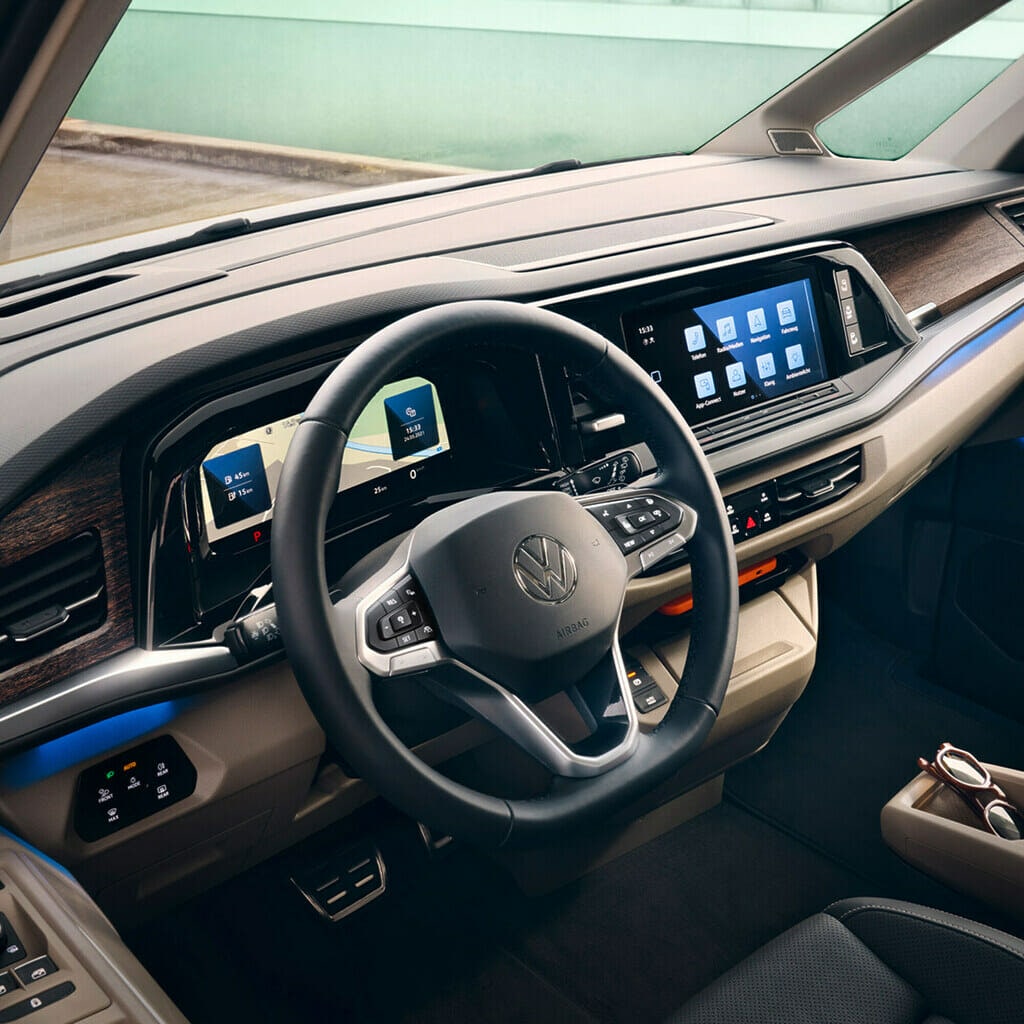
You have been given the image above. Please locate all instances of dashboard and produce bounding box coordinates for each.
[0,152,1023,916]
[143,243,912,654]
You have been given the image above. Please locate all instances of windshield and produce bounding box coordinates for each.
[0,0,945,268]
[819,0,1024,159]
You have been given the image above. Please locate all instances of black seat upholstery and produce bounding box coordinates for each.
[667,898,1024,1024]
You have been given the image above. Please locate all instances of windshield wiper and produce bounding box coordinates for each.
[523,158,583,176]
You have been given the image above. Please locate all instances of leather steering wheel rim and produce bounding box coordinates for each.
[272,300,738,847]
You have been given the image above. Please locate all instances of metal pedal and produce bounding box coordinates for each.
[291,840,387,922]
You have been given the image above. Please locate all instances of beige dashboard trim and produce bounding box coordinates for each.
[641,566,817,740]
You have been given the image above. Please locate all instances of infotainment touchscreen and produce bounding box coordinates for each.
[199,375,450,543]
[622,276,829,426]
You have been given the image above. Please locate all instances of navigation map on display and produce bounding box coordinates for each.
[200,376,450,543]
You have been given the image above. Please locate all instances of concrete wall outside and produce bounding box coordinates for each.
[68,1,1024,167]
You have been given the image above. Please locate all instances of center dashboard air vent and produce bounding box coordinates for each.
[0,531,107,673]
[0,268,225,346]
[776,448,862,521]
[1000,199,1024,234]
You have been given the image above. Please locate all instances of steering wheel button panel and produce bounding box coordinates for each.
[582,492,695,570]
[367,577,438,655]
[640,531,688,570]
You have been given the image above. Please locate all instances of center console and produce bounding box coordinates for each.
[0,836,186,1024]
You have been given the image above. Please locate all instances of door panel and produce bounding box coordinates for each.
[821,386,1024,718]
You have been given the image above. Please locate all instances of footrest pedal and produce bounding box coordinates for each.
[291,840,387,922]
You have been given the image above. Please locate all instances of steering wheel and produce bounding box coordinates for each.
[272,301,738,847]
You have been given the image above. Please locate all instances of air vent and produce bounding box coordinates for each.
[0,275,131,318]
[1002,200,1024,234]
[776,449,862,521]
[0,268,225,346]
[0,531,107,673]
[767,129,825,157]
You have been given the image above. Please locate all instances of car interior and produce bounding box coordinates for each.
[0,1,1023,1021]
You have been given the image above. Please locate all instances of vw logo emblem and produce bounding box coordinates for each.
[513,535,578,604]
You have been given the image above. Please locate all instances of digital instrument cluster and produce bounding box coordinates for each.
[198,375,450,546]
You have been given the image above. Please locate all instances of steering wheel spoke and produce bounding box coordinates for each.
[415,644,639,779]
[355,561,444,678]
[579,489,697,577]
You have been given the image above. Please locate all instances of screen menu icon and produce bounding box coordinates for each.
[786,344,806,370]
[756,352,777,379]
[777,299,796,325]
[725,362,746,389]
[202,444,272,529]
[694,371,716,398]
[746,308,767,334]
[684,325,706,352]
[716,316,737,343]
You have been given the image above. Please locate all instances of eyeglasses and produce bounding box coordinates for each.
[918,743,1024,841]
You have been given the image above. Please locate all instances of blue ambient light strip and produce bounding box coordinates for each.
[0,700,188,789]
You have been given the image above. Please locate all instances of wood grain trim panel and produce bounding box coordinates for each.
[0,445,135,706]
[853,206,1024,317]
